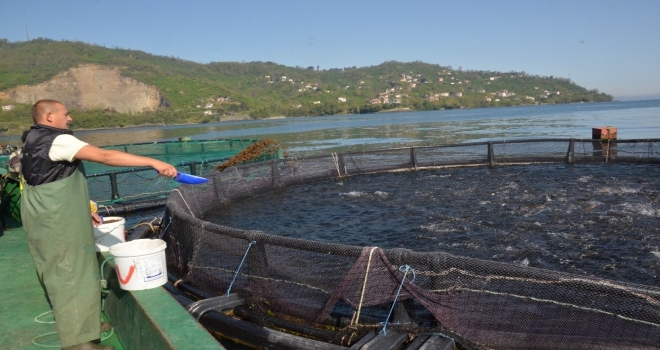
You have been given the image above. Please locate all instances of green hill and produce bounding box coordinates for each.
[0,38,612,135]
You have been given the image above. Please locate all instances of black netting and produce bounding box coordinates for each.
[84,139,269,210]
[162,139,660,349]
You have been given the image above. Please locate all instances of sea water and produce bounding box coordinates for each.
[208,163,660,287]
[45,99,660,155]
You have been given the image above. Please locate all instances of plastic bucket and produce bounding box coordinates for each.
[108,239,168,291]
[93,217,126,252]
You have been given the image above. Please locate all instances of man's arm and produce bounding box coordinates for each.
[74,144,178,177]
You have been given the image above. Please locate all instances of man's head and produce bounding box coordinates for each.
[31,99,71,129]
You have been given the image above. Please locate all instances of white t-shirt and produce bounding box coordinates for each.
[49,134,89,162]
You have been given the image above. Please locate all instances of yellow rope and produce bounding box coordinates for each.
[173,189,195,218]
[353,247,379,325]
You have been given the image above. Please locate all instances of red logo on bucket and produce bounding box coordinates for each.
[117,264,136,285]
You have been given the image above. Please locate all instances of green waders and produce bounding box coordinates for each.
[21,164,101,348]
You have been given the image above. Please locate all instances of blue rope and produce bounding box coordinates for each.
[225,241,257,296]
[380,265,416,335]
[158,216,172,239]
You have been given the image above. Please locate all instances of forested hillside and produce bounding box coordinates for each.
[0,38,612,134]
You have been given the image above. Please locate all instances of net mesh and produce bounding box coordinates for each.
[162,139,660,349]
[83,139,266,207]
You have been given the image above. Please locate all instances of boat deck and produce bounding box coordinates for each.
[0,218,224,350]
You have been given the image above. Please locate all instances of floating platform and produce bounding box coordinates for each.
[592,126,617,140]
[0,218,223,350]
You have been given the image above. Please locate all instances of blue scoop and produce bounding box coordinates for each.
[175,172,208,184]
[156,170,209,184]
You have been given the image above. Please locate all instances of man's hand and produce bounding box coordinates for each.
[92,212,102,227]
[152,160,177,177]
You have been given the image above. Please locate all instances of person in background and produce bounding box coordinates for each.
[8,146,21,178]
[20,99,177,350]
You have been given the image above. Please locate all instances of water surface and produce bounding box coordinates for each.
[58,99,660,156]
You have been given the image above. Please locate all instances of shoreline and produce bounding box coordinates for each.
[0,99,633,138]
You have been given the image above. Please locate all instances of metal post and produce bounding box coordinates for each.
[488,141,495,167]
[338,154,346,177]
[566,139,575,164]
[410,147,418,169]
[109,173,119,200]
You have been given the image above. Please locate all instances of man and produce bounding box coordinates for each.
[20,99,177,350]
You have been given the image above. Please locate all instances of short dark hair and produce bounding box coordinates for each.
[31,99,63,123]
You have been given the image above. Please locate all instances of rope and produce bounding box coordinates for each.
[128,217,160,233]
[172,189,195,218]
[34,310,55,324]
[97,204,117,216]
[30,257,118,347]
[31,331,59,348]
[100,256,115,314]
[31,310,114,348]
[380,264,416,336]
[225,241,257,296]
[353,247,379,326]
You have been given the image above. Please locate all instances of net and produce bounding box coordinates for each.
[162,138,660,349]
[84,139,267,211]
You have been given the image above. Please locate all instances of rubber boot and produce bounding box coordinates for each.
[61,342,115,350]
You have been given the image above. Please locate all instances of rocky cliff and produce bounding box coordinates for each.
[4,64,161,113]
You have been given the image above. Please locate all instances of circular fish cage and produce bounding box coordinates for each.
[161,138,660,350]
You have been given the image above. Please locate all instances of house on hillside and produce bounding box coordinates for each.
[338,97,347,103]
[2,105,14,111]
[495,90,511,98]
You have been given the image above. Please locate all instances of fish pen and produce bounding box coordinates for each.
[161,138,660,349]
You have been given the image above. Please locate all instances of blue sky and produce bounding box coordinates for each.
[2,0,659,100]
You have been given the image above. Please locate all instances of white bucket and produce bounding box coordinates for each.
[108,239,168,291]
[93,217,126,252]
